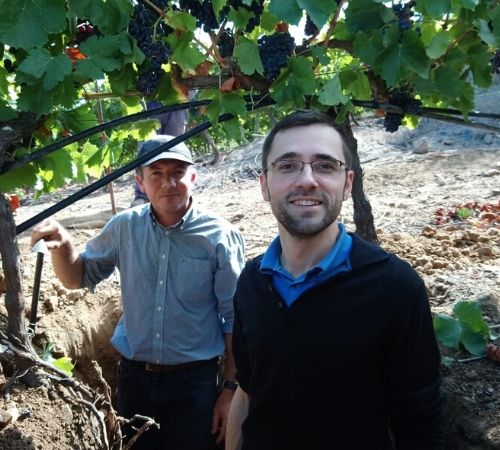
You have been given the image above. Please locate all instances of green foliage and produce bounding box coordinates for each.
[0,0,497,197]
[40,341,75,377]
[433,300,491,356]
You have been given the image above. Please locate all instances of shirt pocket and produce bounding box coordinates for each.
[173,257,214,303]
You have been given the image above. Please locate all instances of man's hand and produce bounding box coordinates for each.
[31,219,83,288]
[31,219,72,251]
[211,387,236,445]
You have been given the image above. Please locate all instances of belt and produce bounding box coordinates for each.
[123,357,217,373]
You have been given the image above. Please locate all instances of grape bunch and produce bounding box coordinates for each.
[304,15,319,37]
[258,32,295,80]
[75,20,100,45]
[384,87,422,133]
[218,29,235,58]
[128,0,172,95]
[179,0,223,32]
[392,1,416,31]
[492,50,500,74]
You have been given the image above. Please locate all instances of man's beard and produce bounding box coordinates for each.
[269,191,342,238]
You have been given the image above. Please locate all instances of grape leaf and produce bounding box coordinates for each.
[167,32,205,72]
[339,69,371,100]
[0,164,38,191]
[272,57,316,107]
[17,49,71,90]
[376,32,429,86]
[468,44,492,88]
[298,0,336,30]
[434,65,464,99]
[57,106,99,134]
[69,0,133,35]
[0,0,66,48]
[234,38,264,76]
[228,8,254,29]
[166,11,197,32]
[319,76,349,106]
[425,31,451,59]
[460,0,479,9]
[421,0,452,19]
[268,0,302,26]
[260,11,280,32]
[353,31,385,68]
[453,301,490,338]
[76,35,124,80]
[461,326,487,356]
[344,0,386,33]
[433,314,461,349]
[108,64,137,95]
[18,84,55,115]
[476,19,497,46]
[0,101,17,121]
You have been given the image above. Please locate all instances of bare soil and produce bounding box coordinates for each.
[1,114,499,449]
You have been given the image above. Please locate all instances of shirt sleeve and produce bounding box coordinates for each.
[214,227,245,334]
[80,219,119,292]
[386,279,444,450]
[232,272,251,393]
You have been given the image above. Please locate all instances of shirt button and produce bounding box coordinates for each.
[157,306,162,311]
[159,280,164,285]
[156,333,160,338]
[156,359,160,364]
[161,254,166,259]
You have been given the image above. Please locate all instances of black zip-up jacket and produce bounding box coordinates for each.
[233,233,443,450]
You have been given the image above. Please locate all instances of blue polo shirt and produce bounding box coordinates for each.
[260,223,352,306]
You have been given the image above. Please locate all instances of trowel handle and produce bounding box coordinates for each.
[29,252,45,334]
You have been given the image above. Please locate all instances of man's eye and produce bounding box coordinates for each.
[277,161,299,172]
[315,161,337,172]
[174,169,187,177]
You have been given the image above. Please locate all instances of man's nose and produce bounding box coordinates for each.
[295,163,318,187]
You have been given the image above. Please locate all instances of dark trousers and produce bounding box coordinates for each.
[117,357,219,450]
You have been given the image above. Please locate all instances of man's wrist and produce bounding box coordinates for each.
[222,380,239,391]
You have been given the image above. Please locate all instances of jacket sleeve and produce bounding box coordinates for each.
[386,279,444,450]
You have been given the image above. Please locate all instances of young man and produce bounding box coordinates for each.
[31,135,245,450]
[227,110,443,450]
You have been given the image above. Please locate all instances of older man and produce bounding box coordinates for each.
[32,135,245,450]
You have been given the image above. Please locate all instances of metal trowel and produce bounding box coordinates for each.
[29,239,49,335]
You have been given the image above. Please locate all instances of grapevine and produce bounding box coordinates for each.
[383,87,422,133]
[392,1,416,31]
[179,0,223,32]
[225,0,265,33]
[218,29,235,58]
[258,32,295,81]
[128,0,173,95]
[304,15,319,37]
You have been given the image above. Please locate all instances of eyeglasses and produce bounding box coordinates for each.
[265,159,348,178]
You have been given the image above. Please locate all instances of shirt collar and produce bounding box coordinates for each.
[260,223,350,279]
[147,197,194,230]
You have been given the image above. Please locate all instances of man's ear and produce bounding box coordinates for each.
[190,167,197,183]
[260,174,270,202]
[135,173,146,193]
[343,170,354,201]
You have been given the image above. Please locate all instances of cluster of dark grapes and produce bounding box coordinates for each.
[258,32,295,80]
[218,29,235,58]
[392,1,416,31]
[128,0,172,95]
[304,15,319,37]
[384,87,422,133]
[75,21,100,45]
[179,0,223,32]
[492,50,500,74]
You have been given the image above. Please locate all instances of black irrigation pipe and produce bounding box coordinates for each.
[15,98,275,235]
[1,100,212,176]
[352,99,500,133]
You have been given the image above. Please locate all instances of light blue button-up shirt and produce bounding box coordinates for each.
[80,202,245,365]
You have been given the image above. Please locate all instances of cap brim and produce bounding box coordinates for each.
[142,151,194,166]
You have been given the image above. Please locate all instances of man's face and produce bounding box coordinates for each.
[260,124,354,238]
[136,159,195,222]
